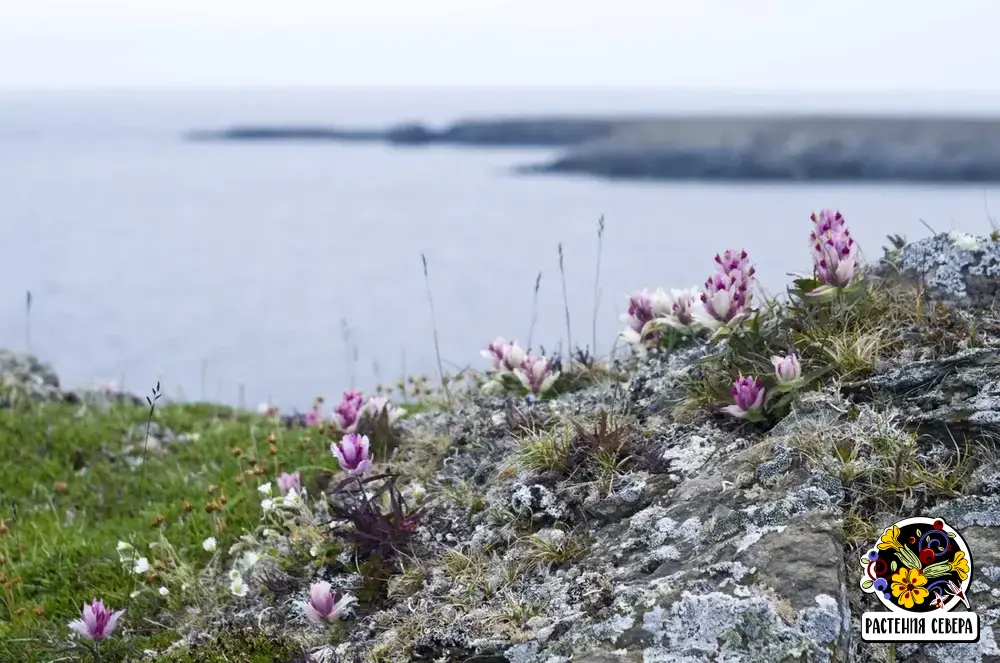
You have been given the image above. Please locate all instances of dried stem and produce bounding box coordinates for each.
[591,215,605,358]
[421,253,452,410]
[558,243,573,367]
[527,271,542,352]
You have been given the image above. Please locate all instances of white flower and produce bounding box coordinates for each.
[261,498,275,512]
[133,557,150,574]
[129,590,141,599]
[116,541,132,553]
[258,482,273,496]
[202,537,217,552]
[228,569,243,581]
[283,488,301,508]
[309,544,321,558]
[409,483,426,500]
[240,551,260,571]
[158,586,169,596]
[263,528,275,538]
[229,576,248,597]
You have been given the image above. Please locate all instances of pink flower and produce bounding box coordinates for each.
[304,408,323,427]
[480,338,527,372]
[809,210,858,288]
[696,249,756,329]
[619,288,671,347]
[771,353,803,386]
[277,472,301,495]
[331,390,365,433]
[330,433,373,475]
[723,375,765,419]
[303,581,356,624]
[658,287,703,331]
[364,396,406,424]
[514,355,560,395]
[68,598,125,642]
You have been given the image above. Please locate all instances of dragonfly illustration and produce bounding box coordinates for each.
[929,590,947,610]
[945,580,971,610]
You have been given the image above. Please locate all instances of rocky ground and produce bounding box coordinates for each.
[6,232,1000,662]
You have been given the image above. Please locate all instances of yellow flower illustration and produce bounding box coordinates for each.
[878,525,902,551]
[950,551,969,581]
[891,567,929,609]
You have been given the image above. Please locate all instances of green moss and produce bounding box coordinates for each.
[0,398,322,661]
[153,629,304,662]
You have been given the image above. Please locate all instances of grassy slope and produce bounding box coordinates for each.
[0,397,336,662]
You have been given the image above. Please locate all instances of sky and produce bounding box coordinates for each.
[1,0,998,89]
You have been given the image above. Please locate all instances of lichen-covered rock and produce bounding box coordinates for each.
[890,231,1000,307]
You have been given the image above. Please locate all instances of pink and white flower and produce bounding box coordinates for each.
[514,355,560,395]
[68,599,125,642]
[364,396,407,424]
[723,375,766,419]
[277,472,301,495]
[695,249,756,329]
[330,433,373,475]
[481,338,528,373]
[303,581,356,624]
[657,287,703,331]
[809,210,858,288]
[331,390,365,433]
[771,353,803,386]
[619,288,672,347]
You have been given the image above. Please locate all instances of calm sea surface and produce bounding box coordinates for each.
[4,88,1000,409]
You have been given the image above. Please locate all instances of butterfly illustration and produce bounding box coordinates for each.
[946,580,971,610]
[929,590,947,610]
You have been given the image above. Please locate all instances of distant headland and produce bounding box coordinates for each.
[186,115,1000,183]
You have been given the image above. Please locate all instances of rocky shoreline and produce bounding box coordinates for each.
[189,115,1000,183]
[7,231,1000,662]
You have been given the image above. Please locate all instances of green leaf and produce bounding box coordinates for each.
[916,529,922,536]
[862,579,874,590]
[891,560,898,572]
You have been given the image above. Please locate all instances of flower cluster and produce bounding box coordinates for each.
[481,337,527,372]
[480,338,561,397]
[299,390,406,434]
[331,390,365,432]
[695,249,756,330]
[618,287,703,352]
[809,210,858,289]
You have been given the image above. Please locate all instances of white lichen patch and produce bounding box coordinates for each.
[949,229,986,252]
[591,612,636,645]
[734,524,786,555]
[661,434,715,476]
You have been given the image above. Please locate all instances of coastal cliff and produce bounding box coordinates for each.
[189,115,1000,183]
[4,230,1000,662]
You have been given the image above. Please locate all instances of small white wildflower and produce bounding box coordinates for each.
[202,537,217,552]
[129,590,141,599]
[261,498,275,512]
[116,541,132,553]
[258,482,273,496]
[283,488,300,508]
[263,528,275,538]
[240,551,260,570]
[409,483,426,500]
[133,557,150,574]
[229,576,248,597]
[309,544,320,558]
[158,586,169,596]
[229,568,243,581]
